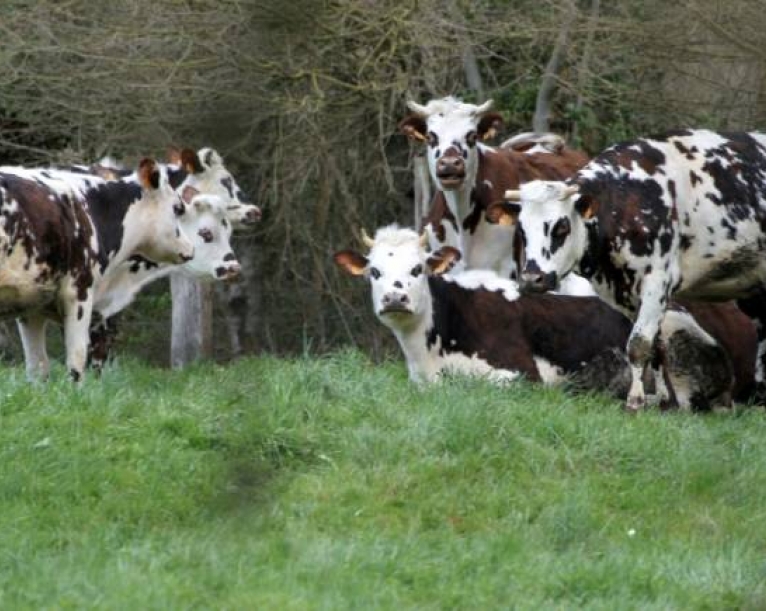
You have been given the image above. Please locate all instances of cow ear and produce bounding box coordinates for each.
[200,148,222,169]
[398,116,428,143]
[575,195,598,220]
[486,201,521,226]
[426,246,461,276]
[138,158,160,190]
[167,146,182,164]
[181,148,204,175]
[477,112,504,141]
[333,250,368,276]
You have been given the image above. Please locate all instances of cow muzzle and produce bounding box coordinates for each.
[436,156,466,189]
[379,292,412,315]
[244,206,262,224]
[216,262,242,281]
[520,270,558,294]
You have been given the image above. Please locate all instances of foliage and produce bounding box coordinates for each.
[0,353,765,607]
[1,0,765,359]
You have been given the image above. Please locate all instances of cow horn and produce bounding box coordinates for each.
[561,185,580,199]
[474,99,494,114]
[360,228,375,249]
[504,189,521,201]
[419,231,429,248]
[406,100,430,117]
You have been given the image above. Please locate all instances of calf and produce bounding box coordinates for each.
[490,129,766,409]
[399,97,588,279]
[0,160,193,380]
[334,225,752,408]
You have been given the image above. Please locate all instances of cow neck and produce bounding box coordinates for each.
[384,287,440,383]
[83,179,145,274]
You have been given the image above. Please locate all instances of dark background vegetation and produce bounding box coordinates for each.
[1,0,765,364]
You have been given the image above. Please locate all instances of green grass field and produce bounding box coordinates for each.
[0,350,765,610]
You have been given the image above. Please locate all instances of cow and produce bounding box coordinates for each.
[0,160,194,381]
[81,147,259,368]
[87,192,243,371]
[398,97,589,284]
[333,225,750,408]
[488,129,766,409]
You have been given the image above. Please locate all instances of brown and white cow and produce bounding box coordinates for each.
[490,129,766,409]
[333,225,750,408]
[0,160,193,381]
[63,147,259,369]
[399,97,588,283]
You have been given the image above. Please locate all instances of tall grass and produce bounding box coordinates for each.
[0,350,764,609]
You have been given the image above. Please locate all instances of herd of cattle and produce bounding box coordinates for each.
[335,96,766,411]
[3,94,765,412]
[0,148,260,381]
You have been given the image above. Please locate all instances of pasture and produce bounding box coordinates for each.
[1,351,765,609]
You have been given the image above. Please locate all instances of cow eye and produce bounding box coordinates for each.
[553,218,571,238]
[427,132,439,147]
[466,131,477,147]
[410,264,423,277]
[369,267,381,280]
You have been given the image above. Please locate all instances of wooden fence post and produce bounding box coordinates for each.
[413,153,431,229]
[170,274,213,368]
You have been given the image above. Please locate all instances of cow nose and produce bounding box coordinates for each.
[520,271,557,293]
[382,292,410,308]
[246,206,262,223]
[437,156,464,174]
[217,262,241,280]
[179,250,194,263]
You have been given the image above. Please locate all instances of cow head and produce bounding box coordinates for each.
[488,180,589,293]
[179,193,241,281]
[169,147,262,229]
[130,158,195,265]
[334,225,460,328]
[399,97,503,191]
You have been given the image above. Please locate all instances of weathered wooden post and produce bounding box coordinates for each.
[413,153,431,229]
[170,274,213,368]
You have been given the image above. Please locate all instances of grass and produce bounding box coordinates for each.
[0,349,765,609]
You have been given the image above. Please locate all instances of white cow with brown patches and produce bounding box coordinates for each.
[0,160,194,381]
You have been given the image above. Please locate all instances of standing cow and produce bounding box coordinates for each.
[0,160,194,381]
[489,129,766,409]
[398,96,589,283]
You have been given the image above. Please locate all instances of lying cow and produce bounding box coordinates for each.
[0,160,193,381]
[399,97,588,283]
[333,225,748,408]
[489,129,766,409]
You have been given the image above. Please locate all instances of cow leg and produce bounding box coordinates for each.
[626,275,670,411]
[736,291,766,403]
[17,316,50,381]
[62,294,94,383]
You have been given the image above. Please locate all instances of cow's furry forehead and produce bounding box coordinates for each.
[370,225,422,250]
[418,96,486,118]
[520,180,573,204]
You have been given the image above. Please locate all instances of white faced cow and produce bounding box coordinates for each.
[0,160,194,381]
[490,129,766,409]
[83,147,258,369]
[399,96,589,288]
[87,193,243,370]
[334,225,753,409]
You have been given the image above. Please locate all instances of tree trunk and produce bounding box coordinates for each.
[170,274,213,368]
[533,1,578,133]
